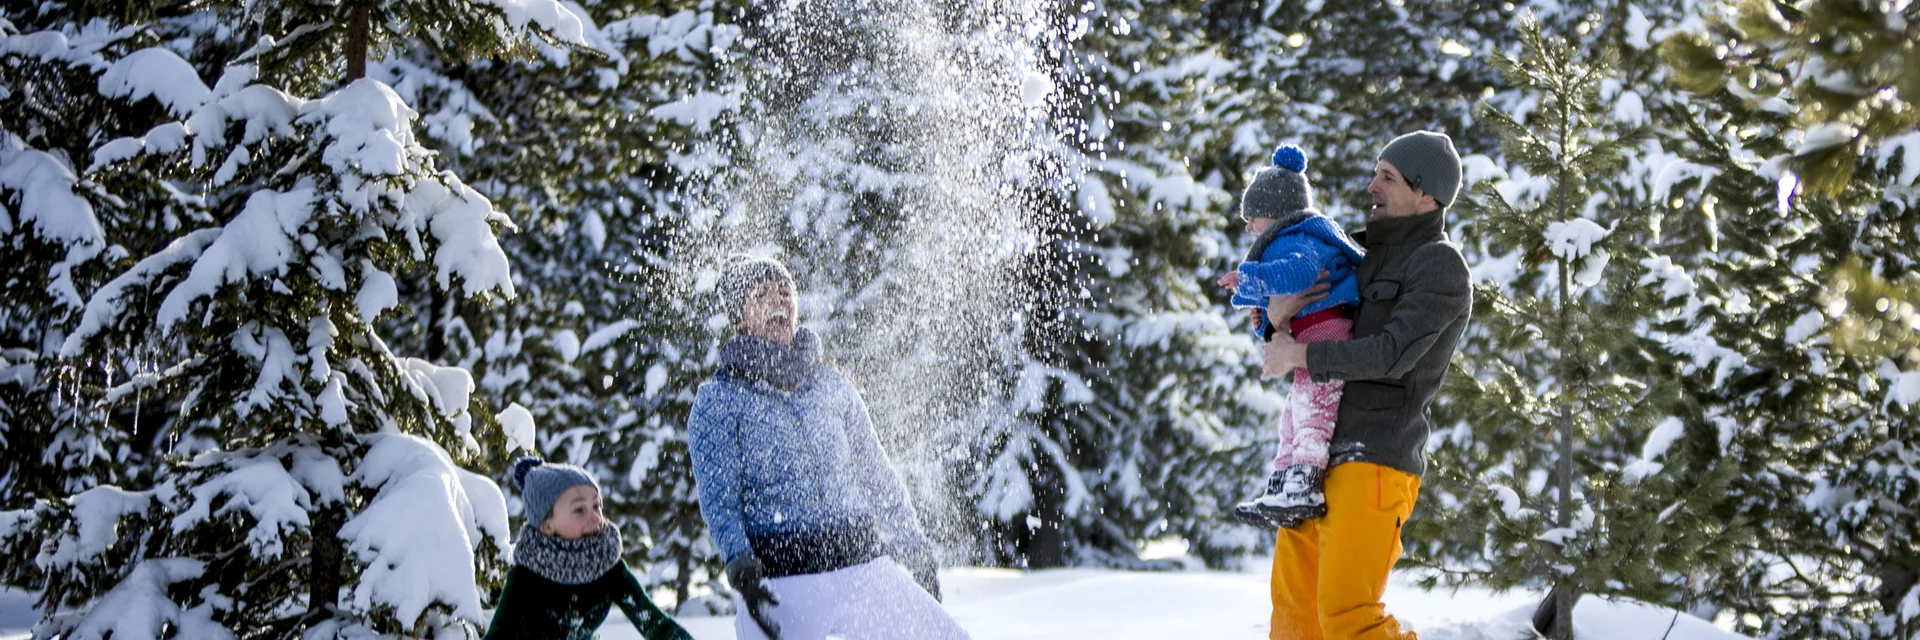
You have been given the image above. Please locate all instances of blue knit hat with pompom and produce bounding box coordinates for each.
[510,456,599,530]
[1240,143,1315,221]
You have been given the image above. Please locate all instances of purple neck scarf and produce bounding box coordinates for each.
[721,327,822,390]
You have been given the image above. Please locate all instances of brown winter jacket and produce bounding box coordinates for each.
[1304,210,1472,477]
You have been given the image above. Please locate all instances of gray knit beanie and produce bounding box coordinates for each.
[1240,144,1315,220]
[1379,130,1462,207]
[511,457,598,528]
[717,254,796,326]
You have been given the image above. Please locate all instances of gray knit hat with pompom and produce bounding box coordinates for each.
[510,457,598,528]
[1241,144,1315,220]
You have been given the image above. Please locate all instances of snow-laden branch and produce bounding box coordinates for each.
[61,559,234,640]
[477,0,590,47]
[98,48,212,118]
[340,433,510,628]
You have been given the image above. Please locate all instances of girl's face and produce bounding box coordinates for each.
[738,279,798,346]
[541,484,605,540]
[1244,217,1277,236]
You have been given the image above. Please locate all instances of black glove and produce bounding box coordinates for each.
[899,548,943,602]
[725,554,782,639]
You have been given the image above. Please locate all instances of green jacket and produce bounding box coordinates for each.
[1304,210,1473,477]
[482,560,692,640]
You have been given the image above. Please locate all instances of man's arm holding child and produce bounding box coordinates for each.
[1263,244,1469,380]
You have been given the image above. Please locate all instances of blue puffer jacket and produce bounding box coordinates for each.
[687,366,931,565]
[1231,213,1364,336]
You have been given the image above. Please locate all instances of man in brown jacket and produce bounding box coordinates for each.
[1257,130,1472,640]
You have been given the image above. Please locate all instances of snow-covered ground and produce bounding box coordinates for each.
[0,565,1748,640]
[632,565,1750,640]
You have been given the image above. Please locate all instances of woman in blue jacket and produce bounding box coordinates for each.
[686,255,970,640]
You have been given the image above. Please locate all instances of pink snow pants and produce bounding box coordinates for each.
[1271,315,1352,471]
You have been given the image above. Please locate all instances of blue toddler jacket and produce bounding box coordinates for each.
[1231,213,1364,336]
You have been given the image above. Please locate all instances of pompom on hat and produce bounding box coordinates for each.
[1240,143,1315,220]
[1271,144,1307,173]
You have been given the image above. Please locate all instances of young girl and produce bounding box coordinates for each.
[483,457,693,640]
[1219,144,1364,529]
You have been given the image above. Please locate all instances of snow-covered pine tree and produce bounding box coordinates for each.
[1432,18,1749,639]
[364,0,747,609]
[1010,0,1278,568]
[1403,0,1764,619]
[0,0,594,636]
[1655,1,1920,635]
[0,3,190,515]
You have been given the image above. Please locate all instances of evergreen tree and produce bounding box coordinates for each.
[9,0,1913,635]
[366,0,747,609]
[1429,19,1751,638]
[0,2,185,513]
[1656,0,1920,635]
[1009,0,1277,568]
[0,0,592,635]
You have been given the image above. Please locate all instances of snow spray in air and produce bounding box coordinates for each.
[653,0,1096,562]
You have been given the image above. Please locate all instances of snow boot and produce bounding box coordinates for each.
[1232,465,1327,529]
[1232,469,1293,528]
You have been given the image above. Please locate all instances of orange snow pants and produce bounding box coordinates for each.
[1269,462,1421,640]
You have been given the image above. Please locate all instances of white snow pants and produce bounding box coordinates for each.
[730,556,970,640]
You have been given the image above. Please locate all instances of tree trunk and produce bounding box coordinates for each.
[1024,456,1065,568]
[427,288,447,361]
[344,3,368,82]
[308,504,345,624]
[1531,584,1579,639]
[1550,99,1579,640]
[307,7,367,622]
[1551,259,1578,640]
[1553,584,1577,639]
[674,547,691,612]
[675,512,694,612]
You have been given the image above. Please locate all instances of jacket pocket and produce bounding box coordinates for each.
[1363,280,1401,300]
[1356,280,1403,331]
[1344,380,1407,410]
